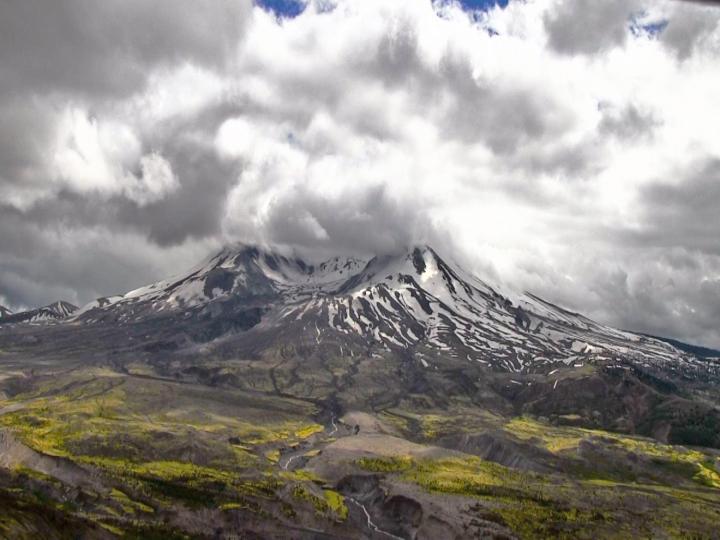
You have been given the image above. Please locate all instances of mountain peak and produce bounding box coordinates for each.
[47,300,78,313]
[0,300,77,325]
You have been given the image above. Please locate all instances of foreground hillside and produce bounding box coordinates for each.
[0,244,719,538]
[0,363,718,539]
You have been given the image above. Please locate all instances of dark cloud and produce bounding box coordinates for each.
[259,184,443,257]
[598,262,720,350]
[373,18,427,88]
[661,2,720,59]
[599,104,660,140]
[0,98,53,178]
[0,0,251,99]
[0,123,239,253]
[544,0,640,55]
[445,75,567,156]
[116,108,243,245]
[0,205,214,310]
[514,141,599,178]
[633,159,720,254]
[547,161,720,346]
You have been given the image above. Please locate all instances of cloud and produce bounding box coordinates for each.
[543,0,641,55]
[1,0,720,349]
[0,214,214,310]
[598,103,660,140]
[0,0,251,99]
[632,159,720,255]
[661,1,720,59]
[51,108,180,206]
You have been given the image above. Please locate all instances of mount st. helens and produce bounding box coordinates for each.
[1,245,719,539]
[69,244,715,377]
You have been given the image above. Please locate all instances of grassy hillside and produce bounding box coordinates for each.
[0,359,718,539]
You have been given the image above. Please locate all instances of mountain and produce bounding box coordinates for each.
[0,305,11,318]
[0,300,77,325]
[74,244,710,377]
[1,244,719,539]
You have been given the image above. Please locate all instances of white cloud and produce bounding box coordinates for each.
[51,107,179,205]
[132,63,225,125]
[212,0,720,344]
[126,153,179,206]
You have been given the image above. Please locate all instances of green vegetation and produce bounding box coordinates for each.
[668,406,720,448]
[291,485,348,521]
[296,424,324,439]
[110,488,154,515]
[356,453,720,539]
[0,371,321,464]
[504,415,720,488]
[382,405,503,440]
[0,370,340,536]
[504,416,586,452]
[323,489,349,521]
[357,455,413,472]
[1,363,718,539]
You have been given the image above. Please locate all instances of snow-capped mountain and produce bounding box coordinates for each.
[71,246,367,322]
[0,301,78,325]
[0,305,11,318]
[70,244,714,378]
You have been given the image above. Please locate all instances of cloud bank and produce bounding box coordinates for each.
[1,0,720,347]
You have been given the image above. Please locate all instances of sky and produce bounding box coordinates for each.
[1,0,720,347]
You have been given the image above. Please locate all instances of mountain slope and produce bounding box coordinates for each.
[644,334,720,359]
[0,301,77,325]
[0,305,11,318]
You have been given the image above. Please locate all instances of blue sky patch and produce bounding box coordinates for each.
[636,20,669,38]
[629,10,669,38]
[256,0,510,19]
[458,0,509,11]
[255,0,307,18]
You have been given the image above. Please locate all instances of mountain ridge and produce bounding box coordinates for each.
[0,300,77,325]
[68,243,710,376]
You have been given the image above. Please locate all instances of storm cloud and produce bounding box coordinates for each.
[1,0,720,347]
